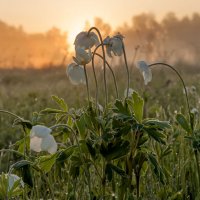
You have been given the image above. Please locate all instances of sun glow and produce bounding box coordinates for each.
[67,23,87,52]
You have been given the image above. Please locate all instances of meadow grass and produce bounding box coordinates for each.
[0,63,200,199]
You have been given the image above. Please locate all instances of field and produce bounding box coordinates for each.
[0,59,200,199]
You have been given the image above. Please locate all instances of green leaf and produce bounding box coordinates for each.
[161,146,172,158]
[148,153,165,184]
[144,119,171,130]
[12,160,33,169]
[127,91,144,122]
[40,108,65,114]
[76,115,86,139]
[52,95,68,111]
[176,113,191,132]
[57,146,77,163]
[108,163,128,178]
[37,153,57,173]
[113,100,130,116]
[100,140,130,161]
[86,139,96,159]
[145,128,166,145]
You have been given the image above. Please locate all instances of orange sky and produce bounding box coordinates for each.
[1,0,200,47]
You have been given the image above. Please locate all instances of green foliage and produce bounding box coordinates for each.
[176,113,191,132]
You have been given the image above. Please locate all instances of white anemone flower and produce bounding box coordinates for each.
[74,47,92,65]
[137,61,152,85]
[7,174,24,191]
[104,33,124,57]
[74,31,99,49]
[67,63,86,85]
[30,125,57,154]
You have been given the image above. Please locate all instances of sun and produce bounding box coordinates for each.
[67,23,87,52]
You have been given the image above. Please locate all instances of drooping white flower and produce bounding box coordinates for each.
[73,46,92,65]
[30,125,57,154]
[137,61,152,85]
[104,33,124,57]
[7,174,24,191]
[67,63,86,85]
[74,31,99,49]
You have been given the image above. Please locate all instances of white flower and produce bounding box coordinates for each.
[30,125,57,154]
[124,88,135,98]
[104,33,124,57]
[73,46,92,65]
[7,174,24,191]
[67,63,86,85]
[184,86,197,95]
[137,61,152,85]
[191,108,199,115]
[74,31,99,49]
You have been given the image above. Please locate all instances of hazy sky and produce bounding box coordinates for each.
[0,0,200,45]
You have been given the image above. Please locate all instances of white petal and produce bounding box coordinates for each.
[8,174,24,191]
[103,36,110,45]
[75,47,92,65]
[137,61,148,72]
[143,69,152,85]
[112,38,123,56]
[106,45,112,57]
[30,136,42,152]
[137,61,152,85]
[74,31,99,49]
[30,125,51,138]
[41,135,57,154]
[89,32,100,47]
[67,63,86,85]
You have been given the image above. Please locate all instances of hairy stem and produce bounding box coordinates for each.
[88,27,108,106]
[122,41,130,98]
[83,64,90,103]
[148,62,191,126]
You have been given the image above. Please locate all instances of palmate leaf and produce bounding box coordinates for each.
[144,128,166,145]
[100,140,130,161]
[113,100,130,116]
[52,95,68,111]
[37,153,58,173]
[127,91,144,122]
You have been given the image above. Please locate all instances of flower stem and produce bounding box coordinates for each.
[50,124,92,198]
[0,109,23,120]
[148,62,191,125]
[122,41,130,98]
[88,27,108,106]
[94,51,119,99]
[83,64,90,104]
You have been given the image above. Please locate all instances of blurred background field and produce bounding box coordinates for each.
[0,63,200,150]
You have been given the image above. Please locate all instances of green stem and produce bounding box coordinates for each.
[148,62,191,127]
[83,64,90,103]
[88,27,108,106]
[122,41,130,98]
[50,124,92,198]
[0,109,23,120]
[194,150,200,190]
[94,51,119,99]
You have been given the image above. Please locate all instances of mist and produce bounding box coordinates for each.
[0,12,200,68]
